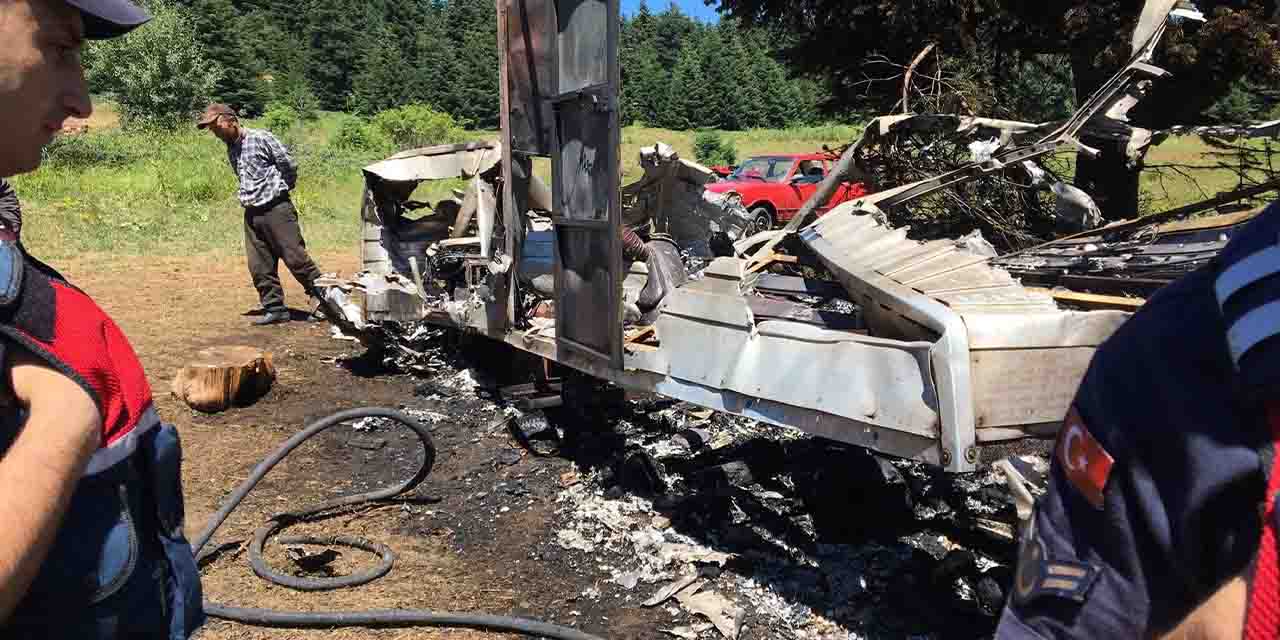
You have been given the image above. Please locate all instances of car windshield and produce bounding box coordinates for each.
[730,157,794,183]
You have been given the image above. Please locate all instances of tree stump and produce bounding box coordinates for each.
[172,346,276,413]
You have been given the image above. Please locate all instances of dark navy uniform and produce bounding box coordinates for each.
[996,203,1280,637]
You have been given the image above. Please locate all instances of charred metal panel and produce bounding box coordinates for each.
[550,0,623,369]
[555,227,616,360]
[555,0,609,94]
[802,206,1133,469]
[501,0,555,155]
[554,95,613,223]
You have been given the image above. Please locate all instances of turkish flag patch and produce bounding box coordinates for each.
[1055,406,1114,509]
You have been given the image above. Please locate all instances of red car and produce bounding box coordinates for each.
[704,153,869,232]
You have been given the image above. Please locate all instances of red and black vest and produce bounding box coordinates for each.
[0,237,203,638]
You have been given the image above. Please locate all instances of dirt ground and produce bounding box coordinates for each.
[60,250,630,640]
[55,249,1016,640]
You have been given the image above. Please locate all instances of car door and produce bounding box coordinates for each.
[822,158,868,215]
[820,159,848,217]
[788,160,822,217]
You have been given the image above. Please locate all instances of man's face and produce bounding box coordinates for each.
[207,115,239,144]
[0,0,91,178]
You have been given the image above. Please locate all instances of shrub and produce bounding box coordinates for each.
[371,104,467,151]
[259,103,300,132]
[693,130,737,167]
[270,69,322,122]
[43,130,147,168]
[331,115,391,153]
[84,0,218,129]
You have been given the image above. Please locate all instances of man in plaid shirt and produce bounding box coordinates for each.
[198,103,326,325]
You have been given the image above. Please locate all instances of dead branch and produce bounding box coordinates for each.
[902,43,937,114]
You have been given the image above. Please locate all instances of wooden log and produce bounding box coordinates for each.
[171,346,276,413]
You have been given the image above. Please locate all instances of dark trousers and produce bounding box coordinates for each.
[244,198,322,312]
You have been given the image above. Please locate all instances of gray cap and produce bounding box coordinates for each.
[64,0,151,39]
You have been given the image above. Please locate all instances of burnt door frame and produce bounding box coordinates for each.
[550,0,623,370]
[499,0,623,370]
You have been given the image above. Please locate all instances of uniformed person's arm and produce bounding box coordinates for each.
[997,266,1261,638]
[1160,575,1246,640]
[0,347,101,621]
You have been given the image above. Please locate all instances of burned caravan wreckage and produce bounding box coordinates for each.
[318,0,1275,475]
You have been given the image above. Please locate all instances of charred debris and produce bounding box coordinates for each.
[296,1,1280,636]
[314,0,1280,485]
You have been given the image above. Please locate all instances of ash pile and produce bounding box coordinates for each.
[507,382,1047,639]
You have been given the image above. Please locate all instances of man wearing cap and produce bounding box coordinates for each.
[198,103,326,326]
[995,204,1280,638]
[0,0,202,637]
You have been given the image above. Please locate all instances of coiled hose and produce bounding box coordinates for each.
[192,407,604,640]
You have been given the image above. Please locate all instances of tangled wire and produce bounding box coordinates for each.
[855,128,1066,252]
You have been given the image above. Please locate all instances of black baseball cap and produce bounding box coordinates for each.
[64,0,151,39]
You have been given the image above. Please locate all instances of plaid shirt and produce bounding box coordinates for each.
[227,128,298,208]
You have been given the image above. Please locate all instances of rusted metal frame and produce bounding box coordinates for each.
[547,83,612,104]
[1012,273,1169,295]
[752,274,846,299]
[997,179,1280,266]
[1036,21,1170,146]
[552,217,611,229]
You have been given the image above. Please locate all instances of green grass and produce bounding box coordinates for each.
[14,111,379,260]
[1141,135,1273,211]
[10,108,1259,260]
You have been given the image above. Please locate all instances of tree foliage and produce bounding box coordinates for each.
[716,0,1280,121]
[693,130,738,166]
[188,0,264,115]
[86,0,219,129]
[620,4,830,129]
[86,0,831,133]
[716,0,1280,218]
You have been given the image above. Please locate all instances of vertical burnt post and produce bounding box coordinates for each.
[498,0,557,326]
[497,0,516,325]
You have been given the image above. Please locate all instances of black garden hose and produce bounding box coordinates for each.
[193,407,604,640]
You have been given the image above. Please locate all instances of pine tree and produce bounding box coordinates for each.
[304,0,381,110]
[663,36,708,130]
[350,29,413,115]
[653,3,695,73]
[721,21,764,130]
[188,0,265,115]
[620,1,667,126]
[438,0,499,128]
[699,27,736,129]
[749,32,793,128]
[412,5,453,111]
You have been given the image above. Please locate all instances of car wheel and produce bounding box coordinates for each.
[748,207,774,235]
